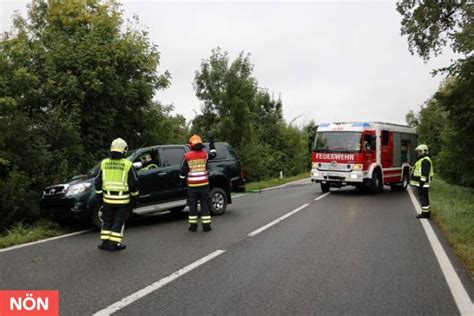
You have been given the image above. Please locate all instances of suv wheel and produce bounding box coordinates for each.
[91,204,103,230]
[210,187,227,216]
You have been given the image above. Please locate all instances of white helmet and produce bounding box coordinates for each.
[110,138,128,154]
[415,144,429,154]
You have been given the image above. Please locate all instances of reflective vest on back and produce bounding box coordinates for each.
[184,150,209,187]
[410,156,434,188]
[101,158,133,204]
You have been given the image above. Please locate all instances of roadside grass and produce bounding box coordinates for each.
[430,178,474,278]
[0,219,73,249]
[244,172,309,192]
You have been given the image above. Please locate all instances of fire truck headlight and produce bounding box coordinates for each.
[352,164,363,171]
[312,171,320,177]
[350,173,359,179]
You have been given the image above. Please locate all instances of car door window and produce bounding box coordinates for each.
[135,149,160,174]
[204,143,229,160]
[163,147,186,166]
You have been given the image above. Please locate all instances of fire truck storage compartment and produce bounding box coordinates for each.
[392,132,417,167]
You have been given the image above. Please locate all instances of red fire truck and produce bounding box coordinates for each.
[310,122,417,193]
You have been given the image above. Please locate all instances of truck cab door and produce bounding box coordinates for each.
[135,148,169,205]
[363,131,376,166]
[158,146,188,201]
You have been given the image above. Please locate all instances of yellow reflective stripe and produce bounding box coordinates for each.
[420,176,427,181]
[104,194,131,200]
[202,219,211,224]
[188,216,198,224]
[103,198,130,204]
[101,235,110,240]
[96,190,103,194]
[130,191,139,196]
[101,230,112,234]
[201,216,211,219]
[109,236,122,242]
[110,232,123,237]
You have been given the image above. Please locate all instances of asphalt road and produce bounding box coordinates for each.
[1,180,473,315]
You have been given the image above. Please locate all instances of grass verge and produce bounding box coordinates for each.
[0,219,73,249]
[244,172,309,192]
[430,178,474,278]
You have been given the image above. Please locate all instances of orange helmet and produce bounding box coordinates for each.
[188,134,202,148]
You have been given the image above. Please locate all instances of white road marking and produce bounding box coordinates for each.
[93,249,226,316]
[314,192,330,201]
[248,203,310,237]
[0,229,92,253]
[408,187,474,315]
[261,178,311,192]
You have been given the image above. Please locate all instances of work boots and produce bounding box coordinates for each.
[111,243,126,251]
[188,223,198,232]
[98,241,126,251]
[416,212,431,219]
[202,223,212,232]
[98,241,113,251]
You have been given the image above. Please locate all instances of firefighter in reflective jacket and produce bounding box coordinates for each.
[180,135,216,232]
[410,144,434,219]
[95,138,139,250]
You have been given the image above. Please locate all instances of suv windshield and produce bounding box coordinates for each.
[313,132,362,153]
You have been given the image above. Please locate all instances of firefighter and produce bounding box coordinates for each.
[95,138,139,250]
[410,144,433,219]
[180,135,216,232]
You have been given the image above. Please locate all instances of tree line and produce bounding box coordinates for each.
[0,0,311,231]
[397,0,473,187]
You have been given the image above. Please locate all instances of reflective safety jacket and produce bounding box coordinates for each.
[95,157,139,205]
[180,144,216,187]
[410,155,433,188]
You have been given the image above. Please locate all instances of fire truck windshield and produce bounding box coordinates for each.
[313,132,362,153]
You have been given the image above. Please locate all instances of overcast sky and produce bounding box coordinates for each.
[1,0,457,126]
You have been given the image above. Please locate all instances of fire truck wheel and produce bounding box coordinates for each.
[369,169,383,194]
[320,182,330,192]
[390,171,408,191]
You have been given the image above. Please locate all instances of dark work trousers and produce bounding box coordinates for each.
[100,205,131,244]
[187,185,211,225]
[417,187,431,213]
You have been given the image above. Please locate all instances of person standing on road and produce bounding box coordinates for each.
[95,138,139,250]
[180,135,216,232]
[410,144,434,219]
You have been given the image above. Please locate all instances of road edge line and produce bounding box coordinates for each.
[0,229,93,253]
[407,187,473,315]
[93,249,226,316]
[248,203,310,237]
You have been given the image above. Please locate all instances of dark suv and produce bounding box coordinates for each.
[40,142,245,228]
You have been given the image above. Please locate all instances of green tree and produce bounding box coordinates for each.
[396,1,472,64]
[398,0,474,187]
[414,97,448,159]
[193,47,257,149]
[192,48,309,181]
[0,0,171,230]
